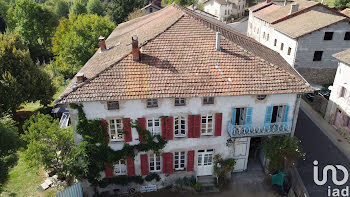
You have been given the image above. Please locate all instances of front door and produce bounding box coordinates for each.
[197,149,214,176]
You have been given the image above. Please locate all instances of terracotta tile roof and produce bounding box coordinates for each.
[341,8,350,17]
[273,10,346,38]
[333,49,350,65]
[249,1,270,11]
[254,4,282,18]
[57,4,312,103]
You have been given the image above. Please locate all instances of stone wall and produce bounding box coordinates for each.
[296,67,336,85]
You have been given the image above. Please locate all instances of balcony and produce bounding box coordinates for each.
[227,121,293,138]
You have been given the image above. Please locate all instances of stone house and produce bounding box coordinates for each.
[56,4,312,195]
[203,0,246,21]
[248,0,350,84]
[325,49,350,134]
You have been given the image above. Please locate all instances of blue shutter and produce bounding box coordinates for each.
[231,108,237,125]
[283,105,289,122]
[245,107,253,130]
[264,106,273,129]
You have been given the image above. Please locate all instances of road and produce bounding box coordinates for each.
[228,17,248,35]
[295,109,350,197]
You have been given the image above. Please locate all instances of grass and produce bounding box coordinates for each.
[0,152,58,197]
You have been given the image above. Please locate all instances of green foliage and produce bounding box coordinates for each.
[52,14,114,78]
[145,173,160,182]
[264,136,305,173]
[87,0,105,16]
[213,154,235,188]
[107,0,148,24]
[162,0,195,6]
[0,0,8,32]
[70,0,87,15]
[0,34,56,115]
[22,113,75,181]
[54,0,69,18]
[6,0,59,61]
[334,0,350,9]
[98,175,144,188]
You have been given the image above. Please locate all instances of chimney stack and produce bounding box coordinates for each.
[99,36,106,51]
[290,3,299,14]
[132,35,140,61]
[215,32,221,51]
[266,0,272,3]
[76,72,85,83]
[283,0,287,6]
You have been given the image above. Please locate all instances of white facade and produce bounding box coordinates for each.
[204,0,246,21]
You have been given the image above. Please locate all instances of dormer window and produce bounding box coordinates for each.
[147,98,158,108]
[175,98,186,106]
[203,97,214,105]
[107,101,119,110]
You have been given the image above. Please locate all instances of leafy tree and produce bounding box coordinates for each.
[334,0,350,9]
[264,136,305,173]
[6,0,59,62]
[0,34,56,115]
[22,113,75,181]
[162,0,195,6]
[126,8,146,21]
[70,0,87,15]
[107,0,148,24]
[54,0,69,18]
[87,0,105,16]
[0,0,8,32]
[52,14,114,78]
[0,116,19,190]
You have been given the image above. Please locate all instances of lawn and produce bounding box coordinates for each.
[0,152,58,197]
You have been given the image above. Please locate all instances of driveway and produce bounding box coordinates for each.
[295,109,350,197]
[228,17,248,35]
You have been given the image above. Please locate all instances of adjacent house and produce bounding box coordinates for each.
[325,49,350,134]
[203,0,246,21]
[140,2,162,14]
[57,4,312,195]
[248,0,350,84]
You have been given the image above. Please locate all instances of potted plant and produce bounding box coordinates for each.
[193,183,202,192]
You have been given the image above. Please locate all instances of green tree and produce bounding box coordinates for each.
[6,0,59,61]
[0,34,56,115]
[52,14,114,78]
[162,0,195,6]
[54,0,69,18]
[87,0,105,16]
[70,0,87,15]
[0,116,19,190]
[22,113,75,181]
[107,0,148,24]
[0,0,8,32]
[334,0,350,9]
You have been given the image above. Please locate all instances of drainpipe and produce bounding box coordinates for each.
[290,94,301,137]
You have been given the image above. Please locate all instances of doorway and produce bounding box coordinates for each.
[247,137,264,171]
[197,149,214,176]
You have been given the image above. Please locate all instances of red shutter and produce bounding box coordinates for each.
[187,150,195,171]
[166,117,174,140]
[137,118,146,142]
[105,165,114,178]
[101,120,109,143]
[188,115,194,138]
[140,154,149,176]
[162,152,173,174]
[161,118,167,139]
[123,118,132,142]
[193,115,201,138]
[215,113,222,136]
[127,157,135,176]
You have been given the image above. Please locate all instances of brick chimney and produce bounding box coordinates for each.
[290,3,299,14]
[266,0,272,3]
[76,72,85,83]
[99,36,106,51]
[132,35,140,61]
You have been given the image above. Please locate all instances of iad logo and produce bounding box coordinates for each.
[313,160,349,197]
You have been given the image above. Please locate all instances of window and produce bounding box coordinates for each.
[271,105,286,123]
[225,10,227,15]
[107,101,119,110]
[203,97,214,105]
[257,95,267,100]
[267,34,269,41]
[109,119,124,141]
[280,43,284,51]
[174,151,185,170]
[149,7,153,13]
[232,107,246,125]
[344,32,350,40]
[147,118,160,135]
[198,149,213,166]
[174,116,186,137]
[274,39,277,46]
[313,51,323,61]
[324,32,334,40]
[147,98,158,108]
[201,115,214,135]
[287,47,291,55]
[339,86,347,97]
[114,160,126,175]
[149,153,161,172]
[263,32,265,39]
[175,98,186,106]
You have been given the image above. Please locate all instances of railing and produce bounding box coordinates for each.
[227,121,293,138]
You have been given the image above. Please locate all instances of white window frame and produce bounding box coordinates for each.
[149,153,161,172]
[114,159,127,175]
[147,118,161,135]
[203,97,214,105]
[109,119,124,141]
[174,151,186,171]
[174,116,186,137]
[107,101,119,110]
[175,97,186,106]
[201,114,214,135]
[146,98,158,108]
[198,149,214,166]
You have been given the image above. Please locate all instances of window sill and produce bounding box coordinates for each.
[174,135,186,138]
[201,133,214,136]
[110,139,125,143]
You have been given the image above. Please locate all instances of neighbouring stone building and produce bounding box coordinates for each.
[248,0,350,84]
[325,49,350,135]
[56,4,312,196]
[203,0,246,21]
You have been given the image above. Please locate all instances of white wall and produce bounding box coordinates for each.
[204,0,245,21]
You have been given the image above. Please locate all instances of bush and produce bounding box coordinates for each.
[145,173,160,182]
